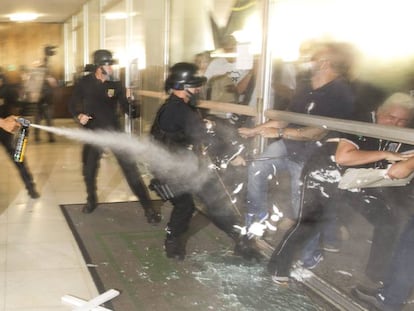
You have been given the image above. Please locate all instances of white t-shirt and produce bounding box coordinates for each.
[204,58,249,85]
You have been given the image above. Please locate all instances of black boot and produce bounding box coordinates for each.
[233,235,264,261]
[144,202,162,224]
[82,194,97,214]
[16,162,39,199]
[82,201,97,214]
[28,187,40,199]
[27,187,40,199]
[164,235,186,260]
[145,208,162,224]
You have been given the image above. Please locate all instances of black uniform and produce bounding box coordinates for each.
[68,73,159,221]
[34,71,56,142]
[0,75,39,198]
[150,94,259,260]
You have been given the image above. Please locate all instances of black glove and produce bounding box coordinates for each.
[128,99,140,119]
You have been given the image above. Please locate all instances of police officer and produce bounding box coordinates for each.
[0,75,39,198]
[150,62,260,260]
[0,115,20,132]
[68,49,161,223]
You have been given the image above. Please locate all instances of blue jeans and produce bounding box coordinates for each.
[380,215,414,308]
[246,139,304,225]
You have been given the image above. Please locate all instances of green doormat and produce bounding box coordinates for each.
[60,201,325,311]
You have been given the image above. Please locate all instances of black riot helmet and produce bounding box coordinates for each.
[93,49,115,66]
[165,62,207,93]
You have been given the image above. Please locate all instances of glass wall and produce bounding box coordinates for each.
[269,0,414,96]
[265,0,414,306]
[102,0,126,68]
[87,0,101,60]
[130,0,166,133]
[74,10,85,75]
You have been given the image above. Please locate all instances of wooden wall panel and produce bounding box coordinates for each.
[0,23,63,84]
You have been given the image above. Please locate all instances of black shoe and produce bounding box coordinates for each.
[82,202,97,214]
[145,208,162,224]
[351,286,399,311]
[28,188,40,199]
[234,236,264,261]
[164,236,186,260]
[355,284,384,295]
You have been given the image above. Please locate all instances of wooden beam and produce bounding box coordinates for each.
[137,90,414,145]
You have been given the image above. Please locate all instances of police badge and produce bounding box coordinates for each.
[107,88,115,97]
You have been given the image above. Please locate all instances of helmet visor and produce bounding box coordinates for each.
[183,76,207,89]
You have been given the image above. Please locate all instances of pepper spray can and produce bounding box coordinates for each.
[13,118,31,162]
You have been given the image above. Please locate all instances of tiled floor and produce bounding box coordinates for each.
[0,119,142,310]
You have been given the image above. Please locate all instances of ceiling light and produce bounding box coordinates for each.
[103,12,137,20]
[8,13,40,22]
[104,12,128,20]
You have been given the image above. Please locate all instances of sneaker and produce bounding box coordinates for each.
[351,286,399,311]
[354,284,383,296]
[322,244,340,253]
[302,250,323,270]
[271,274,290,285]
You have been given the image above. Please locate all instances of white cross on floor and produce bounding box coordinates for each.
[61,289,120,311]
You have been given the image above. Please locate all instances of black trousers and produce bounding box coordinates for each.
[0,129,36,192]
[34,96,55,141]
[82,143,153,211]
[168,193,196,237]
[167,166,243,240]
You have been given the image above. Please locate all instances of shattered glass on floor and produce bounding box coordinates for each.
[189,251,326,311]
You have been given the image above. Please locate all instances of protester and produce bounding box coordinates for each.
[238,41,355,231]
[204,35,250,112]
[0,74,39,199]
[33,71,58,143]
[0,115,19,133]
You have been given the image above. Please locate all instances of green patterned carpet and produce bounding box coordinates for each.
[60,201,327,311]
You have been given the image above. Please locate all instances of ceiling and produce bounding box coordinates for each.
[0,0,89,23]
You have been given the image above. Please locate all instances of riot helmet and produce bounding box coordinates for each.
[165,62,207,93]
[93,49,115,66]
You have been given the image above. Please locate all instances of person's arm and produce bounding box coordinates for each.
[335,139,407,166]
[387,157,414,179]
[238,120,288,138]
[263,126,327,141]
[116,81,133,116]
[68,79,92,125]
[68,82,82,119]
[235,71,254,95]
[0,115,20,133]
